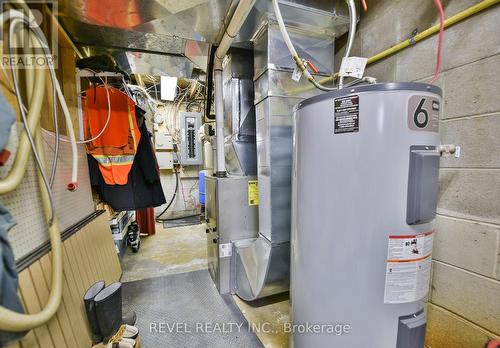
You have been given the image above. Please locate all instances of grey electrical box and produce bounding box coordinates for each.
[180,112,202,165]
[407,145,440,225]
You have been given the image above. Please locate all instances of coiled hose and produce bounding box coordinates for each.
[0,9,67,331]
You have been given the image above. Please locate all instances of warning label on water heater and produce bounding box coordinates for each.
[383,231,434,304]
[334,95,359,134]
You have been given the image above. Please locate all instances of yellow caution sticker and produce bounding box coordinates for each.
[248,180,259,206]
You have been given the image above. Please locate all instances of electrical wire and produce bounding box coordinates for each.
[429,0,445,84]
[75,77,111,144]
[48,70,113,145]
[155,164,179,223]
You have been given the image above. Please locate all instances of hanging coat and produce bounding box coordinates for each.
[88,110,166,211]
[83,86,141,185]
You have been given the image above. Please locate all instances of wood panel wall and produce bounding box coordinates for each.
[5,214,122,348]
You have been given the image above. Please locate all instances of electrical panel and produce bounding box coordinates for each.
[180,112,202,165]
[154,132,173,150]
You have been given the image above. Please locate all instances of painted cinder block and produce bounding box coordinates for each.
[443,55,500,119]
[440,5,500,72]
[438,169,500,225]
[433,215,499,278]
[396,35,439,82]
[440,114,500,168]
[430,262,500,334]
[426,303,500,348]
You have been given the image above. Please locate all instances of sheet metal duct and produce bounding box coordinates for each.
[115,51,195,77]
[233,21,335,301]
[57,0,351,76]
[222,48,257,176]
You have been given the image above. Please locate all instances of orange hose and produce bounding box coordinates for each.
[429,0,445,84]
[361,0,368,12]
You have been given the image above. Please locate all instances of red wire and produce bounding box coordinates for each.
[361,0,368,12]
[429,0,444,84]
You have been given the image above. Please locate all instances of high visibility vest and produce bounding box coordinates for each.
[83,86,141,185]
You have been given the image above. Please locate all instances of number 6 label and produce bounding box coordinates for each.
[407,95,440,132]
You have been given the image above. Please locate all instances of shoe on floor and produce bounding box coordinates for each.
[122,325,139,339]
[107,341,133,348]
[108,324,139,344]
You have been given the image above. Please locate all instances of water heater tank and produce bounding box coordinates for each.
[291,83,442,348]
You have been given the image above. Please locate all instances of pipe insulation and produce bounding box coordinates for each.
[213,0,256,175]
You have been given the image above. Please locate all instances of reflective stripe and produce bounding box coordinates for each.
[93,155,135,165]
[127,104,138,150]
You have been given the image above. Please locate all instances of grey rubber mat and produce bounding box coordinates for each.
[122,270,264,348]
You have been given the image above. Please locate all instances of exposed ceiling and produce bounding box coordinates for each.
[58,0,351,78]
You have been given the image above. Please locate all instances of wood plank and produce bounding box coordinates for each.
[83,224,105,280]
[76,225,97,281]
[16,290,40,348]
[28,261,66,348]
[4,341,21,348]
[94,219,116,284]
[76,230,100,285]
[93,220,112,284]
[67,234,92,288]
[39,253,80,348]
[95,218,120,282]
[17,271,55,348]
[60,242,93,347]
[95,215,122,281]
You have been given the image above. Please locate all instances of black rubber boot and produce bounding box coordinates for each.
[83,281,105,344]
[95,282,137,342]
[95,282,123,343]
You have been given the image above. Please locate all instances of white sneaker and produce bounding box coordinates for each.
[107,341,133,348]
[122,324,139,339]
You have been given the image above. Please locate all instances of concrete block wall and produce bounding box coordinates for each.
[334,1,500,346]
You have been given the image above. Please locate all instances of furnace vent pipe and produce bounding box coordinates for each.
[213,0,256,176]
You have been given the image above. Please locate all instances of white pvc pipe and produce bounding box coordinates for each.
[213,0,256,175]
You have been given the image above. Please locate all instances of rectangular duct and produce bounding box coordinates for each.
[254,23,334,245]
[233,21,335,300]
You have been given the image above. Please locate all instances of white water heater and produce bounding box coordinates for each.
[291,83,442,348]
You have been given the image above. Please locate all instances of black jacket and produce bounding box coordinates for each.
[88,117,166,211]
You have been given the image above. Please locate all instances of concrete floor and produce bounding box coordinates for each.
[119,222,290,348]
[121,223,208,282]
